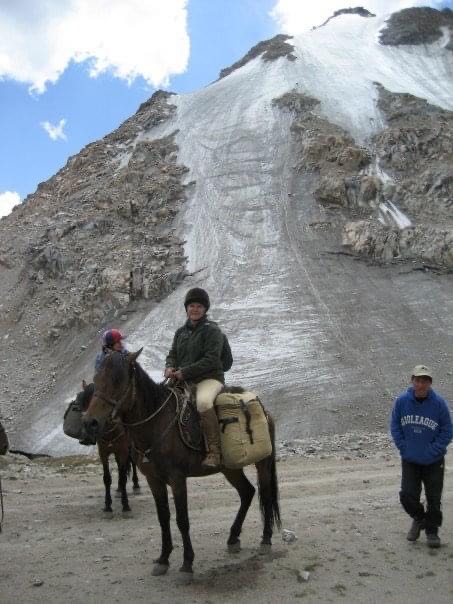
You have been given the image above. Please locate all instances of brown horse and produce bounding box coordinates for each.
[83,350,281,583]
[78,382,140,512]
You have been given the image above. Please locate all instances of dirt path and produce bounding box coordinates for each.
[1,447,452,604]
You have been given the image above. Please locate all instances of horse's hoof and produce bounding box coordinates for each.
[227,540,241,554]
[103,508,113,513]
[176,570,193,586]
[152,563,169,576]
[122,508,132,515]
[259,543,272,554]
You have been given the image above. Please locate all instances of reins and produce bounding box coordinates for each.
[122,388,177,427]
[93,360,186,460]
[131,388,182,460]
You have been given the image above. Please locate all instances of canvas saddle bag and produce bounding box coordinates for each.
[63,400,84,439]
[214,391,272,469]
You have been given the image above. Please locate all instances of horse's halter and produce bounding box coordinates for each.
[94,364,136,421]
[92,357,177,432]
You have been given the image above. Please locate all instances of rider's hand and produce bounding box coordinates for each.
[164,367,176,379]
[173,369,183,381]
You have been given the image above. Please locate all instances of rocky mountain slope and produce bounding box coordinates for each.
[1,7,452,454]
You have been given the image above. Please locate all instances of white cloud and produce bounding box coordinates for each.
[271,1,445,34]
[0,0,190,93]
[41,118,68,141]
[0,191,22,218]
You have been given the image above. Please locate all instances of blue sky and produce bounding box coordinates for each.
[1,0,452,216]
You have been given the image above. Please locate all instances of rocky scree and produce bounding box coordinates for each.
[273,87,453,271]
[343,86,453,269]
[0,91,191,432]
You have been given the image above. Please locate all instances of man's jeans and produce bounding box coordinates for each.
[399,458,444,533]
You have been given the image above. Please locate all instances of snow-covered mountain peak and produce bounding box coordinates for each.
[2,7,452,455]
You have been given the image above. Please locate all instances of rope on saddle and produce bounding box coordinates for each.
[177,397,203,452]
[133,385,203,461]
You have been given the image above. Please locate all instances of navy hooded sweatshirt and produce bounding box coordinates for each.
[391,386,452,465]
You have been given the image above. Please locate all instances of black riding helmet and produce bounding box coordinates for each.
[184,287,210,311]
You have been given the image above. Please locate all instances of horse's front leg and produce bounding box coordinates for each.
[116,455,131,513]
[131,457,140,490]
[101,455,113,513]
[170,475,194,583]
[146,475,173,575]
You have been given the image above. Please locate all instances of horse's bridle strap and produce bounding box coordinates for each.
[95,379,134,415]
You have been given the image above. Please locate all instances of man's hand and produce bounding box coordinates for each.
[173,369,183,381]
[164,367,176,379]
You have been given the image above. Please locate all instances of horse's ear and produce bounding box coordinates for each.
[127,348,143,363]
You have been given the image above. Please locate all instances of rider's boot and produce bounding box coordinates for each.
[200,408,221,469]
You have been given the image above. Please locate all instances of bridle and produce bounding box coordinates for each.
[93,364,177,428]
[93,365,196,462]
[94,378,135,420]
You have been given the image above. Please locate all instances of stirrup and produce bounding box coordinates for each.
[202,453,221,469]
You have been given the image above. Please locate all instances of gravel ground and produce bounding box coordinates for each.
[1,441,452,604]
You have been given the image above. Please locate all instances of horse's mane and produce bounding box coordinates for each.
[133,359,168,410]
[109,352,129,386]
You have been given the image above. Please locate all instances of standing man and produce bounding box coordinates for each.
[165,288,224,469]
[391,365,452,548]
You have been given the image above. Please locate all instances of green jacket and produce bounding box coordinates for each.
[165,316,225,384]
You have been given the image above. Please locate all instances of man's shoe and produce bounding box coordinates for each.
[406,519,423,541]
[426,532,441,548]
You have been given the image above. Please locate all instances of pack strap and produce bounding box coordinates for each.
[240,399,254,444]
[218,416,239,433]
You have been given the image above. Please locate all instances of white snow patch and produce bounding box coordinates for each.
[289,14,453,141]
[374,158,393,184]
[379,201,412,229]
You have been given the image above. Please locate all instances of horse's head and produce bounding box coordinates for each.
[83,348,142,439]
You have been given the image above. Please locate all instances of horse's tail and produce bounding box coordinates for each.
[257,414,281,531]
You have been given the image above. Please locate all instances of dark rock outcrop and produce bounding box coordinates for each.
[317,7,375,29]
[274,84,453,270]
[219,34,296,79]
[379,7,453,49]
[274,91,372,210]
[342,85,453,268]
